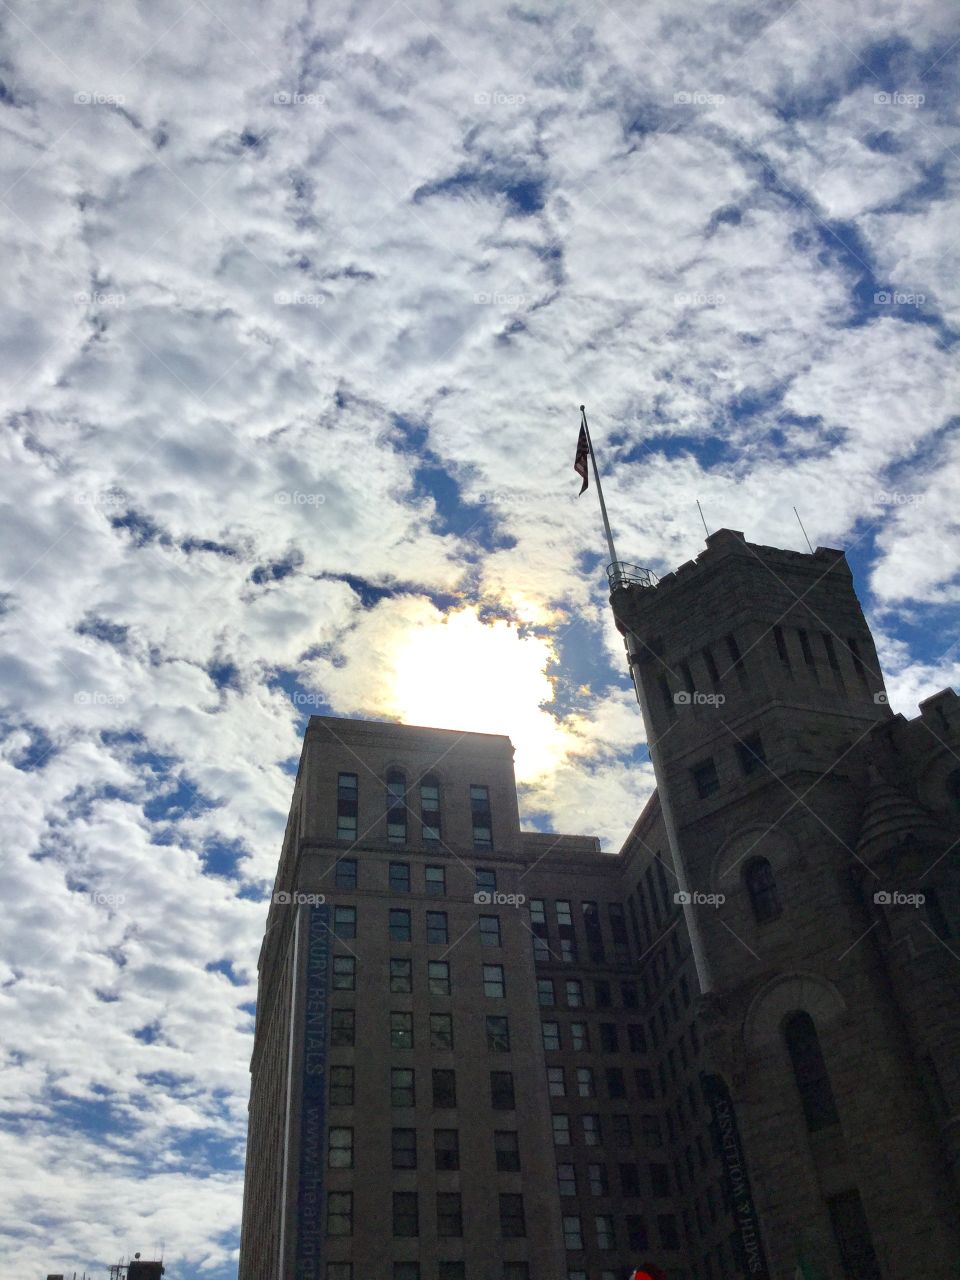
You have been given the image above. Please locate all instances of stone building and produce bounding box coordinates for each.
[239,530,960,1280]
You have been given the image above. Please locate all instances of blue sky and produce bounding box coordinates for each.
[1,0,959,1274]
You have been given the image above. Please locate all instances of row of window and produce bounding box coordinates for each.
[380,1012,511,1052]
[326,1190,525,1238]
[331,908,503,946]
[563,1209,677,1252]
[557,1159,673,1199]
[545,1064,669,1106]
[536,977,642,1009]
[384,1068,518,1110]
[331,859,498,897]
[529,900,632,966]
[337,773,492,849]
[330,962,508,1008]
[328,1124,520,1171]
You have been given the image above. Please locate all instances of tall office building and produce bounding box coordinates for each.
[239,530,960,1280]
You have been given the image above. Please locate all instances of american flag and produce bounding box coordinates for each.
[574,422,589,495]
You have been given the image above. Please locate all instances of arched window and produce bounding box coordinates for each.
[783,1011,839,1132]
[744,857,781,923]
[420,774,441,842]
[386,769,406,844]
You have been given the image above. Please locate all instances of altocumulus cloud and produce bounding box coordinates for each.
[1,0,959,1273]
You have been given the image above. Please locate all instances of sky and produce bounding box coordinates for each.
[1,0,959,1273]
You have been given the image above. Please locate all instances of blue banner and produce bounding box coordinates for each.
[296,904,330,1279]
[700,1071,770,1278]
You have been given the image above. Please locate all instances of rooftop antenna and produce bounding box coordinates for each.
[793,506,814,553]
[696,499,709,537]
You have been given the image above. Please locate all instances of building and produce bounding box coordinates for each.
[239,529,960,1280]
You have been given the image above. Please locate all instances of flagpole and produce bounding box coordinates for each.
[580,404,619,570]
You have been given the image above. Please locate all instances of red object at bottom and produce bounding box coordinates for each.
[631,1267,668,1280]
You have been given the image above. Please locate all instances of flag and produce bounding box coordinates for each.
[574,422,589,495]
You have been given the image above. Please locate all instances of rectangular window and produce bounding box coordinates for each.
[425,864,445,895]
[503,1267,528,1280]
[627,1215,648,1251]
[499,1193,526,1238]
[587,1163,608,1196]
[328,1125,353,1168]
[594,979,611,1007]
[394,1266,418,1280]
[606,1068,626,1099]
[476,866,497,896]
[612,1113,632,1147]
[330,1065,354,1106]
[390,1011,413,1050]
[537,978,554,1006]
[389,909,411,942]
[327,1190,353,1236]
[650,1162,671,1197]
[486,1015,511,1052]
[331,1009,354,1046]
[433,1068,457,1108]
[491,1070,515,1110]
[484,964,505,998]
[582,1114,601,1146]
[471,788,493,850]
[479,915,502,946]
[609,902,630,962]
[576,1067,594,1098]
[438,1265,464,1280]
[428,961,450,995]
[389,862,411,893]
[570,1022,589,1051]
[736,733,766,776]
[421,779,441,842]
[334,857,357,889]
[657,1213,679,1251]
[386,773,407,844]
[393,1191,418,1238]
[563,1215,583,1251]
[552,1114,571,1145]
[548,1066,566,1097]
[332,956,356,991]
[642,1114,662,1147]
[530,898,546,924]
[392,1127,417,1169]
[692,758,720,798]
[334,905,356,939]
[619,1162,640,1195]
[437,1192,463,1237]
[595,1216,614,1250]
[494,1128,520,1171]
[430,1012,453,1050]
[327,1265,351,1280]
[426,910,449,944]
[391,1068,415,1108]
[542,1021,560,1051]
[556,900,572,927]
[558,1162,577,1196]
[636,1067,655,1099]
[565,980,583,1008]
[434,1128,460,1170]
[600,1022,619,1053]
[390,957,412,993]
[582,900,604,962]
[621,980,639,1008]
[336,773,358,840]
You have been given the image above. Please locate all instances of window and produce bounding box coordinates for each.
[484,964,505,998]
[609,902,630,962]
[328,1126,353,1168]
[612,1113,632,1146]
[826,1189,882,1279]
[393,1191,418,1237]
[421,776,441,842]
[657,1213,679,1251]
[391,1011,413,1050]
[394,1266,418,1280]
[391,1068,415,1107]
[491,1070,515,1109]
[582,900,604,962]
[330,1065,353,1105]
[389,909,411,942]
[650,1162,671,1197]
[334,857,357,889]
[745,857,782,923]
[548,1066,566,1097]
[386,770,407,844]
[620,1162,640,1195]
[471,788,493,850]
[328,1266,352,1280]
[558,1163,577,1196]
[327,1190,352,1236]
[390,861,411,893]
[627,1215,648,1251]
[784,1010,839,1131]
[426,911,449,944]
[331,1009,354,1046]
[433,1069,457,1108]
[537,978,554,1006]
[926,886,953,940]
[434,1128,459,1170]
[429,961,451,995]
[486,1015,511,1052]
[636,1067,655,1099]
[542,1021,560,1051]
[565,980,583,1008]
[495,1129,520,1171]
[570,1022,589,1051]
[476,866,497,896]
[530,899,546,923]
[503,1267,528,1280]
[576,1067,594,1098]
[680,974,690,1006]
[736,733,766,776]
[563,1215,583,1251]
[556,900,573,926]
[334,905,356,939]
[430,1012,453,1050]
[392,1127,417,1169]
[390,958,412,993]
[582,1114,601,1145]
[336,773,358,840]
[333,956,355,991]
[479,915,502,946]
[642,1114,663,1147]
[595,1216,614,1250]
[587,1163,608,1195]
[425,864,445,895]
[552,1114,571,1145]
[621,980,639,1008]
[599,1022,618,1053]
[499,1193,526,1238]
[594,979,611,1008]
[437,1192,463,1237]
[606,1068,626,1099]
[438,1265,464,1280]
[691,758,719,799]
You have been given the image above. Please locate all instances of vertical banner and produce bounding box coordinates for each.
[296,904,330,1279]
[700,1071,770,1278]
